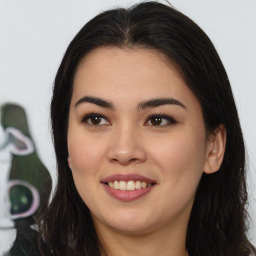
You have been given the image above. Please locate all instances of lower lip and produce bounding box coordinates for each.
[103,184,154,202]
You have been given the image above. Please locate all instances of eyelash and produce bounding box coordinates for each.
[145,113,177,126]
[81,112,110,126]
[81,112,177,127]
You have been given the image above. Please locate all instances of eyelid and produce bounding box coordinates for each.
[80,112,177,127]
[81,112,110,126]
[144,113,178,126]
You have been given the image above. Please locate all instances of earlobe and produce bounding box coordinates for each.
[204,125,226,174]
[67,156,72,169]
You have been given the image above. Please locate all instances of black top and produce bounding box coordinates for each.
[4,218,45,256]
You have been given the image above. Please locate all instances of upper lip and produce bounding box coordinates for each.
[101,174,156,184]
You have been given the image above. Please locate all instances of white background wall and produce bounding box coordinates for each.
[0,0,255,246]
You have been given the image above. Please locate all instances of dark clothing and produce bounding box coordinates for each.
[4,218,44,256]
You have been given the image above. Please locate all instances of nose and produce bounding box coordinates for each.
[107,125,147,165]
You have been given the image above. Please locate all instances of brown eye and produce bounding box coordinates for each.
[145,114,177,126]
[150,117,163,126]
[90,116,102,125]
[81,113,110,126]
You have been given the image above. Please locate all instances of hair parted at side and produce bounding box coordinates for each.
[40,1,256,256]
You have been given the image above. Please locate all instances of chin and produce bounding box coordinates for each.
[95,209,157,234]
[110,221,154,235]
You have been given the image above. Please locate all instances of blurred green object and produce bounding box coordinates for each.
[0,103,52,256]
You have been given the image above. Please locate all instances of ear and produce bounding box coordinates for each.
[203,125,226,174]
[67,156,72,169]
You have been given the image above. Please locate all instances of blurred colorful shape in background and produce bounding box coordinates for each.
[0,103,52,256]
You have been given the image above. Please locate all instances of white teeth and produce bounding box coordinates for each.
[127,181,135,190]
[113,181,119,189]
[107,180,153,191]
[119,181,126,191]
[135,181,142,189]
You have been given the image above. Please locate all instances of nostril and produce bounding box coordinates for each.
[107,137,147,165]
[111,157,141,165]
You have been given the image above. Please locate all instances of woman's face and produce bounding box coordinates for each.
[67,47,213,235]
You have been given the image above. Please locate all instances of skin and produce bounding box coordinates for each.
[67,47,226,256]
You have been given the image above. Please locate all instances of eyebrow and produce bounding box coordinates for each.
[75,96,186,110]
[75,96,114,109]
[138,98,186,110]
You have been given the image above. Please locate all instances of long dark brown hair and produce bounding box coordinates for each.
[40,1,256,255]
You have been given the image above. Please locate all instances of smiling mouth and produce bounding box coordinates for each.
[101,174,157,201]
[105,180,154,191]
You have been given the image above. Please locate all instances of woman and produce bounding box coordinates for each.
[40,1,256,255]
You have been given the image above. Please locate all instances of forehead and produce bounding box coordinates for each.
[76,47,177,80]
[72,47,200,110]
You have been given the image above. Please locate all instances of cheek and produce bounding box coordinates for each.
[149,132,207,218]
[149,128,207,187]
[67,132,105,207]
[68,134,105,175]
